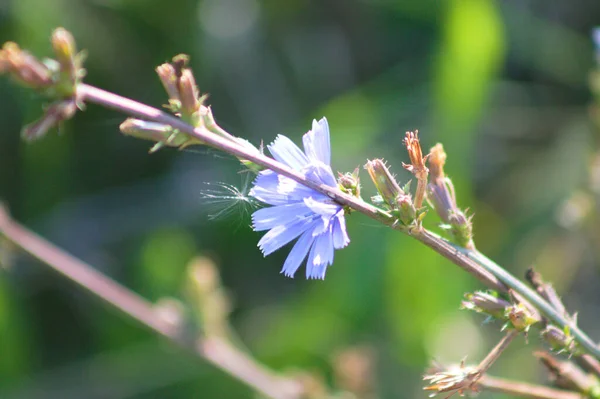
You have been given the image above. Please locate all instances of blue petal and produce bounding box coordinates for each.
[257,216,318,256]
[277,175,330,202]
[302,118,331,165]
[252,202,313,231]
[303,162,337,187]
[305,229,334,279]
[303,197,341,235]
[332,210,350,249]
[281,228,315,278]
[303,197,340,217]
[268,135,309,171]
[249,171,290,205]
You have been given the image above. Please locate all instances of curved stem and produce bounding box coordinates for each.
[76,83,600,360]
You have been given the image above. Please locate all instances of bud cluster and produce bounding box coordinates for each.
[462,290,541,333]
[0,28,85,140]
[365,159,418,227]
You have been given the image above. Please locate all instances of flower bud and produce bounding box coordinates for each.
[505,303,540,333]
[427,144,474,249]
[541,325,578,355]
[462,291,510,320]
[156,62,180,102]
[178,68,201,120]
[338,168,361,198]
[365,159,404,209]
[0,42,53,88]
[120,118,202,152]
[51,28,76,73]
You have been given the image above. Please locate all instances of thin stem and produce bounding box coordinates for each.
[468,248,600,360]
[476,330,519,376]
[75,83,600,360]
[478,375,583,399]
[0,205,302,399]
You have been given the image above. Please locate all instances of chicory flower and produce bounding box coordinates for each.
[249,117,349,279]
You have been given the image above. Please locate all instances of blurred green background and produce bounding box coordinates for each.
[1,0,600,398]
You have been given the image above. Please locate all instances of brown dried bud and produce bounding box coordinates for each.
[402,130,428,208]
[0,42,53,88]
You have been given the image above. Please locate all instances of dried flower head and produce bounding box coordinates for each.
[423,361,480,398]
[402,130,428,208]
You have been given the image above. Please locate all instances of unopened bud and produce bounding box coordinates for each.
[156,62,180,102]
[338,168,361,198]
[505,303,540,333]
[541,325,578,355]
[397,193,416,226]
[427,144,474,249]
[365,159,404,208]
[51,28,76,73]
[462,291,510,320]
[0,42,53,88]
[178,68,201,120]
[120,118,201,152]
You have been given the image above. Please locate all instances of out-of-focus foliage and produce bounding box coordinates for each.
[1,0,600,398]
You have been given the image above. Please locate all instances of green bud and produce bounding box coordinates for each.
[505,303,540,333]
[541,325,579,355]
[462,291,510,320]
[365,159,403,208]
[338,168,361,198]
[119,118,202,152]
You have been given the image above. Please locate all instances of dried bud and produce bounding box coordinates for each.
[462,291,510,320]
[541,325,579,355]
[402,130,428,208]
[337,168,361,198]
[0,42,53,88]
[21,99,77,141]
[423,361,479,397]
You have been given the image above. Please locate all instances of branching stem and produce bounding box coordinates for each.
[75,83,600,360]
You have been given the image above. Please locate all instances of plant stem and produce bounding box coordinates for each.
[75,83,600,360]
[0,205,302,399]
[476,330,519,376]
[478,375,583,399]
